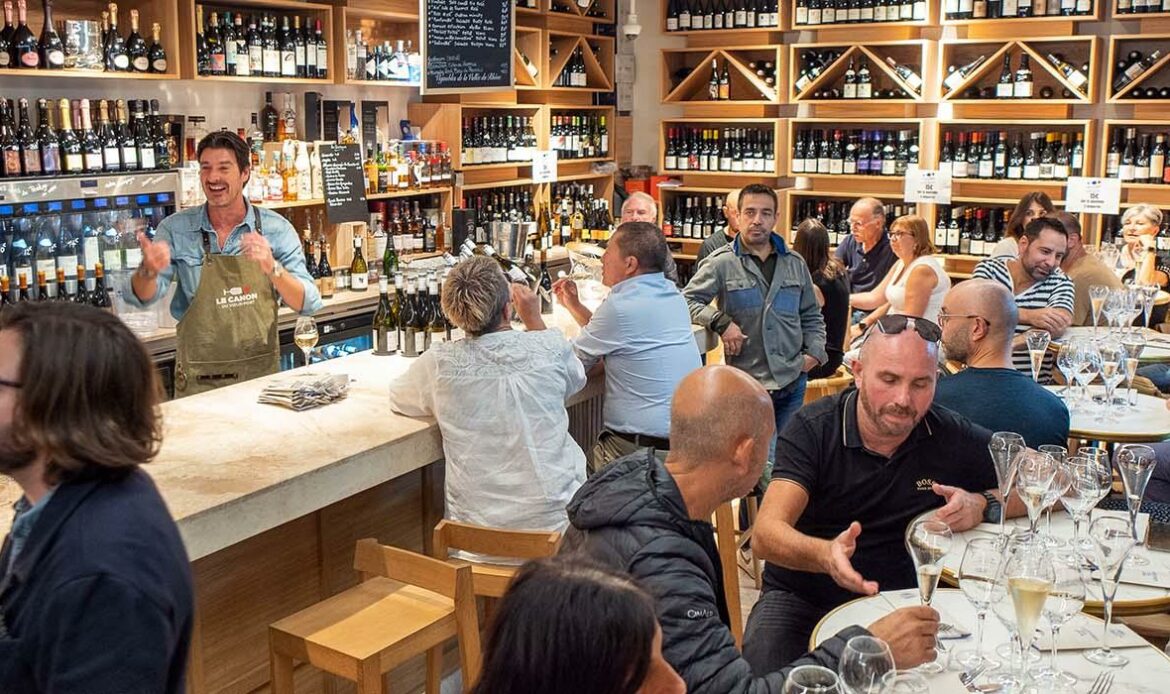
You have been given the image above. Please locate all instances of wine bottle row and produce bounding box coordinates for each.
[370,198,443,261]
[550,114,609,160]
[460,116,538,166]
[551,182,613,243]
[552,46,591,88]
[943,0,1093,19]
[0,0,166,73]
[933,204,1012,257]
[0,97,172,179]
[663,126,776,173]
[662,195,729,240]
[794,0,928,26]
[372,269,460,359]
[464,187,537,227]
[796,52,922,99]
[938,129,1085,181]
[789,198,917,245]
[365,141,452,195]
[195,5,327,79]
[344,31,421,84]
[791,128,920,177]
[1115,0,1170,14]
[1105,127,1170,184]
[665,0,780,31]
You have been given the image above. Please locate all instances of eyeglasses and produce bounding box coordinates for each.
[868,314,942,343]
[937,313,990,328]
[888,231,911,240]
[0,377,21,389]
[849,218,877,229]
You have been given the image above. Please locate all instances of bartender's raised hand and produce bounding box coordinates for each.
[241,231,276,276]
[137,232,170,278]
[510,283,545,331]
[552,277,580,309]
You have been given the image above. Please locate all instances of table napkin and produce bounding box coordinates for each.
[1034,613,1147,651]
[258,374,349,411]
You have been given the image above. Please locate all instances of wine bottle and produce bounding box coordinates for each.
[15,98,39,175]
[885,56,922,93]
[944,54,987,93]
[195,5,208,75]
[115,99,136,170]
[0,2,14,69]
[57,98,82,173]
[35,98,58,174]
[4,100,29,176]
[147,23,167,73]
[37,0,64,69]
[11,0,37,68]
[126,8,147,71]
[350,233,368,291]
[91,262,111,309]
[105,3,129,71]
[78,98,102,173]
[372,276,398,354]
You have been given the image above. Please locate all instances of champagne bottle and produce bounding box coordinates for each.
[126,8,147,71]
[105,3,129,71]
[11,0,36,68]
[35,97,58,174]
[37,0,64,69]
[57,98,82,173]
[372,275,398,354]
[0,2,14,69]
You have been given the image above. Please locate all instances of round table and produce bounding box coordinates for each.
[1055,327,1170,365]
[1043,385,1170,444]
[812,589,1170,693]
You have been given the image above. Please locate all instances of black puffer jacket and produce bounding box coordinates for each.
[561,449,867,694]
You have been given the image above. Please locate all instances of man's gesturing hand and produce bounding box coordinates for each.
[825,521,879,595]
[137,233,170,278]
[931,483,985,532]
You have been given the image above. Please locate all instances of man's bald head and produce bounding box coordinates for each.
[855,324,939,441]
[724,188,742,233]
[939,279,1017,365]
[670,366,774,486]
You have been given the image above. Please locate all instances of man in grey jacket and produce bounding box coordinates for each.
[683,183,827,445]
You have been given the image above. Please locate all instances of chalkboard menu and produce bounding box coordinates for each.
[421,0,513,94]
[319,144,368,225]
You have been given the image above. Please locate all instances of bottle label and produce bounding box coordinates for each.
[20,51,39,68]
[132,56,149,71]
[48,50,65,67]
[103,249,123,271]
[152,58,168,73]
[351,273,368,290]
[0,52,8,67]
[281,52,296,76]
[140,147,156,170]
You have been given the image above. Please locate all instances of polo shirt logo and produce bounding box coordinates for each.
[916,478,936,492]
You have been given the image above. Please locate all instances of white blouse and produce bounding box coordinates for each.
[884,255,951,325]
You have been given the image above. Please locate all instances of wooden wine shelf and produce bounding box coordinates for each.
[1106,33,1170,103]
[332,0,419,87]
[659,2,783,35]
[545,32,614,91]
[788,117,933,184]
[1099,120,1170,205]
[940,4,1100,35]
[661,46,784,107]
[939,37,1098,108]
[935,119,1095,189]
[789,40,930,104]
[659,117,785,178]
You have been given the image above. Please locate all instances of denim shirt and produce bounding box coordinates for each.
[4,488,55,578]
[120,201,322,321]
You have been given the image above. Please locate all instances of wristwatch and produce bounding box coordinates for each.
[271,262,285,279]
[980,491,1001,524]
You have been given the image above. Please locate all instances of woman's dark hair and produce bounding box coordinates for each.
[1005,191,1055,240]
[471,557,659,694]
[196,130,251,173]
[0,302,162,484]
[793,218,844,280]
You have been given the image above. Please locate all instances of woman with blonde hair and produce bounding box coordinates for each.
[850,214,951,338]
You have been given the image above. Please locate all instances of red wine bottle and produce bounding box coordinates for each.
[11,0,38,68]
[37,0,63,69]
[0,2,15,68]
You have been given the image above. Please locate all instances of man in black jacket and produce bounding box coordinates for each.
[0,302,194,693]
[561,365,938,693]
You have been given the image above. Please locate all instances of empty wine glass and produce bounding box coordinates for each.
[1084,516,1137,667]
[1031,552,1086,691]
[1089,284,1110,336]
[989,432,1026,538]
[1055,341,1079,401]
[1025,330,1051,383]
[1036,446,1069,547]
[1061,455,1113,555]
[956,537,1005,672]
[878,672,928,693]
[1102,289,1126,336]
[294,316,318,368]
[1121,332,1146,408]
[1096,341,1126,417]
[1016,450,1059,537]
[1005,543,1055,685]
[1139,283,1159,330]
[1121,287,1144,335]
[1115,443,1157,567]
[1072,341,1101,407]
[783,665,841,693]
[905,519,952,674]
[838,636,895,694]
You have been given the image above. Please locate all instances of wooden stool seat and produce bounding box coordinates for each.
[804,367,854,403]
[432,520,562,599]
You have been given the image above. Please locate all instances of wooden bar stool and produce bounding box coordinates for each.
[268,539,481,694]
[712,502,744,648]
[432,520,562,598]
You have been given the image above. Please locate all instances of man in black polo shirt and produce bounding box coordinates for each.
[836,197,896,321]
[743,316,1005,671]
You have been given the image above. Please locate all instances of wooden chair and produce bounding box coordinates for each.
[431,520,562,598]
[712,501,744,648]
[735,496,763,590]
[268,539,481,694]
[804,366,854,404]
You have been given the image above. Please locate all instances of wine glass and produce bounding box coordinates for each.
[1089,284,1110,336]
[1121,333,1146,409]
[988,432,1026,538]
[1055,341,1079,401]
[293,316,318,368]
[1084,516,1137,667]
[1122,286,1144,336]
[989,536,1039,686]
[878,672,928,693]
[956,537,1005,672]
[1098,341,1127,415]
[1115,443,1157,567]
[1102,289,1125,337]
[1139,283,1159,330]
[1037,445,1069,547]
[1031,552,1086,691]
[1072,341,1101,407]
[1015,450,1059,537]
[783,665,840,693]
[1061,455,1113,555]
[1025,330,1051,383]
[838,636,895,694]
[905,519,952,674]
[1005,542,1055,685]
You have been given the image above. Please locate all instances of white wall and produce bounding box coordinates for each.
[626,0,684,168]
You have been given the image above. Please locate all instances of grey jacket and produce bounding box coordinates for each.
[683,234,827,391]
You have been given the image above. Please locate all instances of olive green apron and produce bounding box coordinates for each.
[174,207,280,397]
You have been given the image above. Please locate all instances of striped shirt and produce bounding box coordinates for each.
[972,257,1074,379]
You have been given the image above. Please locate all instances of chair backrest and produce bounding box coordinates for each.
[432,520,562,562]
[353,539,483,684]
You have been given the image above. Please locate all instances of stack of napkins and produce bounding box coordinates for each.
[258,374,349,411]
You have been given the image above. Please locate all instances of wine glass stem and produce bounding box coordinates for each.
[1045,507,1053,537]
[1101,593,1114,657]
[1072,516,1082,547]
[303,348,311,368]
[1050,624,1061,674]
[975,611,986,660]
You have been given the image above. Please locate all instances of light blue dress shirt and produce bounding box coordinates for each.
[572,272,701,439]
[121,201,322,321]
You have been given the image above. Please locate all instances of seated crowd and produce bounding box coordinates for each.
[3,186,1169,693]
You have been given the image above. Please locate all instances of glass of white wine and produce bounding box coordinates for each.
[905,519,952,674]
[1005,542,1054,687]
[294,316,318,369]
[1025,330,1051,382]
[1084,516,1137,667]
[1089,284,1109,336]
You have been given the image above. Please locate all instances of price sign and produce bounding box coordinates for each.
[532,150,558,184]
[1065,177,1121,215]
[318,144,369,225]
[903,168,952,205]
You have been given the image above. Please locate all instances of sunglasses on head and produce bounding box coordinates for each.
[867,314,941,343]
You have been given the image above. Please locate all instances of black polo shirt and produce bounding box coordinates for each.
[835,234,896,294]
[763,389,997,611]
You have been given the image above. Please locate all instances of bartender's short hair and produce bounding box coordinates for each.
[612,221,667,274]
[196,130,251,173]
[442,256,511,337]
[0,303,162,485]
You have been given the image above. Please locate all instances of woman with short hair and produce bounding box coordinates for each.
[1120,203,1170,289]
[850,214,951,338]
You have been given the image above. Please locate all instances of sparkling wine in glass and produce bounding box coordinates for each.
[1015,450,1058,537]
[837,636,894,694]
[1084,516,1137,667]
[1089,284,1109,336]
[956,537,1005,671]
[1025,330,1051,383]
[905,519,952,674]
[294,316,318,368]
[1031,552,1085,690]
[1115,444,1156,567]
[1006,543,1055,684]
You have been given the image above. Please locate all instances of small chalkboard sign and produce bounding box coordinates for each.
[319,143,368,225]
[421,0,514,94]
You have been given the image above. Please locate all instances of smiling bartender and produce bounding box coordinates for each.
[123,131,322,396]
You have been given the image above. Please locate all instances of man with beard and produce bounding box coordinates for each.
[971,216,1074,378]
[934,279,1069,449]
[0,303,194,693]
[743,317,1003,670]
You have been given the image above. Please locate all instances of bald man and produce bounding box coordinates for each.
[697,188,742,264]
[562,366,939,693]
[837,197,896,299]
[746,318,1009,671]
[621,192,680,284]
[934,279,1069,448]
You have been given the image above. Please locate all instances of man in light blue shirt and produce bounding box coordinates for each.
[553,221,701,473]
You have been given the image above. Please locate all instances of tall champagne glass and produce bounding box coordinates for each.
[1061,455,1113,554]
[1025,330,1051,383]
[1031,552,1085,690]
[1115,444,1157,567]
[1005,543,1055,684]
[1084,516,1137,667]
[956,537,1005,671]
[1037,444,1068,545]
[1015,450,1058,537]
[1121,333,1146,409]
[905,519,952,674]
[988,432,1025,538]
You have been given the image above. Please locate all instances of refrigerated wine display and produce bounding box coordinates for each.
[195,3,327,79]
[791,127,919,177]
[664,125,776,173]
[788,198,917,245]
[937,128,1084,181]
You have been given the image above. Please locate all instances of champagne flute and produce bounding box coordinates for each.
[1015,450,1058,537]
[988,432,1025,538]
[783,665,840,693]
[293,316,318,368]
[905,519,952,674]
[1025,330,1051,383]
[1036,446,1069,547]
[1096,341,1126,417]
[1031,552,1086,690]
[989,535,1038,685]
[1122,286,1144,336]
[1072,342,1100,407]
[1102,290,1125,337]
[1140,283,1159,330]
[1089,284,1110,336]
[1061,455,1113,555]
[1084,516,1137,667]
[838,636,895,694]
[1005,543,1055,685]
[956,537,1005,671]
[1055,342,1079,401]
[1115,443,1157,567]
[1121,333,1146,408]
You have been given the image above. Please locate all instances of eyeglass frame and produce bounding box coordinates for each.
[936,313,992,329]
[864,314,942,343]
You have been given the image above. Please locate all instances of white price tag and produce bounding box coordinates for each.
[903,168,952,205]
[1065,177,1121,215]
[532,149,558,184]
